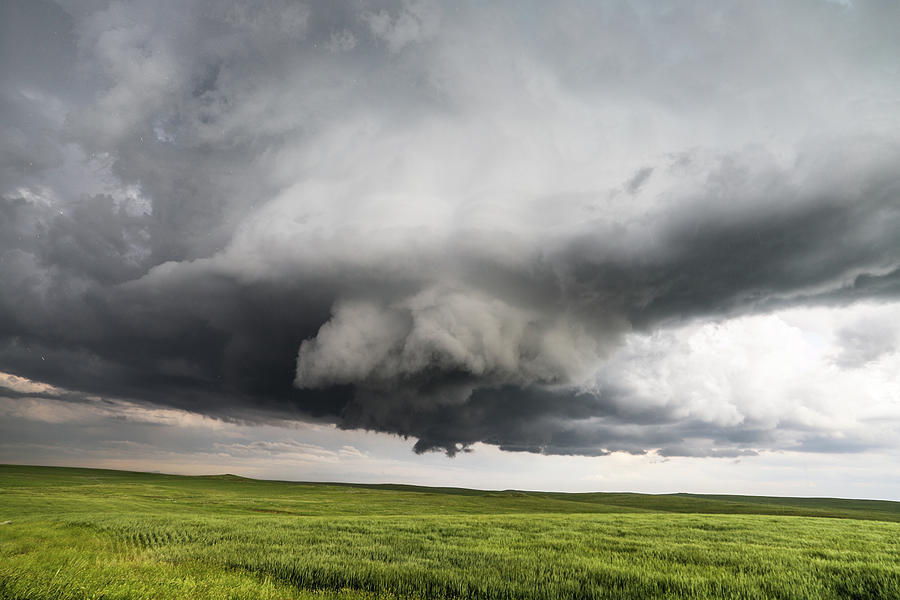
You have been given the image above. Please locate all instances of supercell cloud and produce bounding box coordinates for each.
[1,0,899,458]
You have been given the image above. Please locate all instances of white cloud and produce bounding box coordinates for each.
[589,302,900,452]
[0,371,62,396]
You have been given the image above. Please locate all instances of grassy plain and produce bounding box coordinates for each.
[1,464,899,599]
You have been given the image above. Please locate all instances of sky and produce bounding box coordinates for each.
[1,0,899,499]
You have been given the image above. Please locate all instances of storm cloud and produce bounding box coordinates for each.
[2,0,899,458]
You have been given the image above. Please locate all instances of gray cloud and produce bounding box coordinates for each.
[833,314,899,369]
[624,167,654,195]
[1,0,899,458]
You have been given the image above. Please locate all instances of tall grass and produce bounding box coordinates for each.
[1,465,898,599]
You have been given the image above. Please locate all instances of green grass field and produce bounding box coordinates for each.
[1,465,898,599]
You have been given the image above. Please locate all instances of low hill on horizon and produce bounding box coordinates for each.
[3,463,899,523]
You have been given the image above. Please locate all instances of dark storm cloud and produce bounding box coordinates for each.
[1,0,899,458]
[566,141,900,328]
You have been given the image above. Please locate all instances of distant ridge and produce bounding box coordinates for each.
[2,463,899,523]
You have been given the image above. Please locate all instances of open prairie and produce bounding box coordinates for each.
[1,465,898,600]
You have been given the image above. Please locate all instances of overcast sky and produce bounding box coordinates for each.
[1,0,899,499]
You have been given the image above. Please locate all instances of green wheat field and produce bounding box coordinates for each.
[1,465,899,599]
